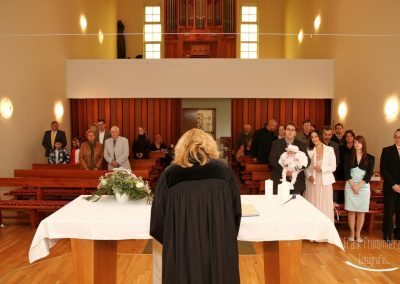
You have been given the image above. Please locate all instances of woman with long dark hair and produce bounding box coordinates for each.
[305,130,336,222]
[132,126,150,159]
[344,135,375,242]
[336,130,355,180]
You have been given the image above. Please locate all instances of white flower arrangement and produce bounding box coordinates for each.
[85,168,153,203]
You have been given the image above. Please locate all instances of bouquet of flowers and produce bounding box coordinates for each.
[84,168,153,204]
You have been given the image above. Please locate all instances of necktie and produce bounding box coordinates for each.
[113,140,117,161]
[51,132,56,148]
[90,143,95,169]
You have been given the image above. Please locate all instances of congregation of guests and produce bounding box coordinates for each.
[41,120,173,171]
[40,118,400,243]
[235,119,399,242]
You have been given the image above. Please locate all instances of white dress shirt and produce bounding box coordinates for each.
[99,131,105,144]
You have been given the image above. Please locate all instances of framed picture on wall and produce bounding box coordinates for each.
[182,108,216,138]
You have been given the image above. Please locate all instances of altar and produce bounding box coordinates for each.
[29,195,343,284]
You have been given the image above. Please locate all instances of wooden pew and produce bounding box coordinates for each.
[149,152,166,159]
[332,179,383,234]
[7,169,151,199]
[240,163,270,182]
[32,163,80,170]
[0,199,70,228]
[0,177,100,227]
[245,171,272,194]
[15,169,150,180]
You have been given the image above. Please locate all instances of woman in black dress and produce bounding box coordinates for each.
[150,128,242,284]
[336,130,355,180]
[150,134,167,152]
[132,126,150,159]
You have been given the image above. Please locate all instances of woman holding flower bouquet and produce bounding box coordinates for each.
[150,128,242,284]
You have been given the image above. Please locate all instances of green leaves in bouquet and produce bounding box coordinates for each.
[84,168,153,203]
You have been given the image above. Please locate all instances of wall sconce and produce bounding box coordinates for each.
[298,29,304,44]
[384,95,399,122]
[338,101,348,120]
[314,15,321,31]
[0,98,13,119]
[54,101,64,122]
[98,30,104,44]
[80,15,87,32]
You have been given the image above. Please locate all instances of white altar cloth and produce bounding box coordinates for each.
[29,195,343,263]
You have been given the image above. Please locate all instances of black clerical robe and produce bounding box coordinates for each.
[150,159,241,284]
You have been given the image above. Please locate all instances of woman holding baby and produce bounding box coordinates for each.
[304,130,337,222]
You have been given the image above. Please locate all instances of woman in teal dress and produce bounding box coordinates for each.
[344,135,375,243]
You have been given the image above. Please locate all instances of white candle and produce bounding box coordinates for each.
[265,179,273,198]
[278,181,290,201]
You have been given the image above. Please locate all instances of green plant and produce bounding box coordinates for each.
[85,168,153,203]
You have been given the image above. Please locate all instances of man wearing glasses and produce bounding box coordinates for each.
[96,119,111,145]
[380,128,400,242]
[269,122,310,194]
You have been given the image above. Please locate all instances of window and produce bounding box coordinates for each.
[144,6,161,59]
[240,6,258,59]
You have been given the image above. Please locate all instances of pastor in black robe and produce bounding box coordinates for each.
[150,159,242,284]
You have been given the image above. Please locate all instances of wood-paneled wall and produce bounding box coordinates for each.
[70,99,182,147]
[232,98,332,149]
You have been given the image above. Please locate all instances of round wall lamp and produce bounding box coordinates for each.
[0,98,13,119]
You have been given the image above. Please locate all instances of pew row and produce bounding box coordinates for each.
[0,178,101,227]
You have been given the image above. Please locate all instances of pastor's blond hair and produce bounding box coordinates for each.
[173,128,220,168]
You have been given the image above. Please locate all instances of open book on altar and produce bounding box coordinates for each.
[241,203,260,217]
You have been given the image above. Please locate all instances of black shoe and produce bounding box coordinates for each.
[383,232,393,243]
[394,229,400,240]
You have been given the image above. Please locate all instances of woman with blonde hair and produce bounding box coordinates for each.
[150,128,241,284]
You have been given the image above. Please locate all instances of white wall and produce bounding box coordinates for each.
[284,0,400,167]
[66,59,334,99]
[182,99,231,140]
[0,0,117,182]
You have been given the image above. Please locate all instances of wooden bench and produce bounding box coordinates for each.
[15,169,150,180]
[6,170,152,199]
[240,163,270,182]
[245,171,273,194]
[0,178,99,200]
[0,177,101,227]
[32,163,80,170]
[0,199,70,228]
[332,180,384,234]
[149,152,166,159]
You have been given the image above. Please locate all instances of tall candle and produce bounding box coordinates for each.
[265,179,273,198]
[278,181,290,201]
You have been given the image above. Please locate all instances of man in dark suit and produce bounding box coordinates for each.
[380,128,400,242]
[269,122,310,194]
[322,126,340,167]
[96,119,111,144]
[250,119,277,164]
[42,121,67,157]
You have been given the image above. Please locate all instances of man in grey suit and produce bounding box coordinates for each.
[104,126,131,170]
[269,122,310,194]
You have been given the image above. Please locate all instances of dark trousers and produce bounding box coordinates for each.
[383,191,400,238]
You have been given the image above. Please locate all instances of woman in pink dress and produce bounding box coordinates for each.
[304,130,337,222]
